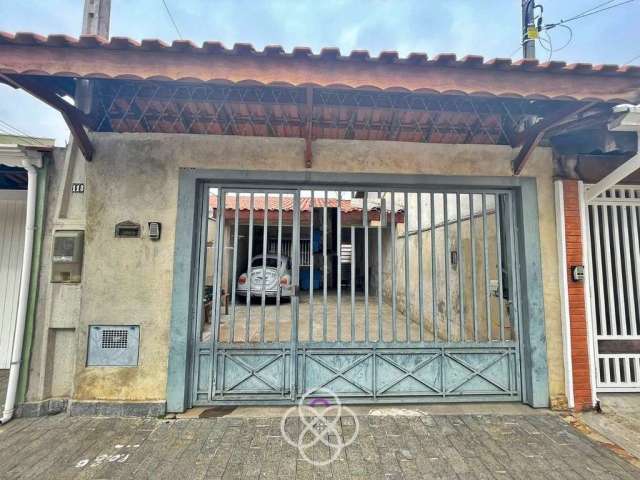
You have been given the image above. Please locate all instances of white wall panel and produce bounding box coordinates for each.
[0,195,27,369]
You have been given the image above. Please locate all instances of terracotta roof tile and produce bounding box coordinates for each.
[1,32,638,103]
[1,31,637,76]
[210,196,364,212]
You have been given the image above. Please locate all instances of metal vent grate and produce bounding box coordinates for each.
[101,329,128,349]
[87,325,140,366]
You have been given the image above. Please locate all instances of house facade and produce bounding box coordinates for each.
[0,32,638,417]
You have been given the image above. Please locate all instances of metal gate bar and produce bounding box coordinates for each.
[276,194,283,339]
[378,191,384,341]
[470,194,478,341]
[391,193,397,341]
[309,191,314,341]
[245,193,254,342]
[337,191,342,340]
[431,192,437,341]
[482,194,491,340]
[417,192,424,341]
[230,192,240,340]
[404,191,410,341]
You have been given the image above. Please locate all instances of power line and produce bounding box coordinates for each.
[537,31,553,63]
[545,0,636,28]
[0,119,31,137]
[161,0,183,40]
[0,119,40,143]
[539,23,573,61]
[0,118,47,146]
[572,0,617,19]
[508,45,523,59]
[623,53,640,65]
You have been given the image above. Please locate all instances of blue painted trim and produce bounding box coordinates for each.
[166,169,198,412]
[166,169,550,411]
[515,178,549,407]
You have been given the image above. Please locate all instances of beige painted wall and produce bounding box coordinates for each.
[75,133,564,405]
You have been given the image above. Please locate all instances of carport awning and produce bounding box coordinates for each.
[0,141,52,189]
[2,32,639,101]
[1,32,637,171]
[0,144,43,169]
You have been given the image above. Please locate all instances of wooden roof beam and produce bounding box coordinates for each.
[512,103,598,175]
[0,74,94,161]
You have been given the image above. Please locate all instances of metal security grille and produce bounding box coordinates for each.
[101,329,129,349]
[587,187,640,392]
[192,185,522,404]
[91,80,556,147]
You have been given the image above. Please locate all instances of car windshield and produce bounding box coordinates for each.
[251,257,280,268]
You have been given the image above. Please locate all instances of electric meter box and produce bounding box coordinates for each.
[51,230,84,283]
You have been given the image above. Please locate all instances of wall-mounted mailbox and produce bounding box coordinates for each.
[115,221,140,238]
[51,230,84,283]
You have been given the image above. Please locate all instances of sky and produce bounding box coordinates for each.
[0,0,638,146]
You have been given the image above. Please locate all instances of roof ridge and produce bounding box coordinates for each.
[1,31,639,75]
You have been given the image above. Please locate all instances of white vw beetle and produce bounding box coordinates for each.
[237,254,292,298]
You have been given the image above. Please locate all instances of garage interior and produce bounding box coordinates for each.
[202,187,512,346]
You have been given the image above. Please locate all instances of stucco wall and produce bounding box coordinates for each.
[25,147,81,404]
[76,133,564,405]
[376,213,502,342]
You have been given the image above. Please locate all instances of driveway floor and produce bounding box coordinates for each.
[207,292,511,344]
[1,413,639,479]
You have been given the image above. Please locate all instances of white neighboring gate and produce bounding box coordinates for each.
[0,192,27,369]
[586,186,640,392]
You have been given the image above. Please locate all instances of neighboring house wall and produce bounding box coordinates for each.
[25,134,564,408]
[375,212,503,342]
[0,190,27,369]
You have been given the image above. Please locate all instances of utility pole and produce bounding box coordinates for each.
[78,0,111,113]
[82,0,111,37]
[521,0,536,59]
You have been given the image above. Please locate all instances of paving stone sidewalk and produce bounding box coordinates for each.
[0,413,639,479]
[580,394,640,461]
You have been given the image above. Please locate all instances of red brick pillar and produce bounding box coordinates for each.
[562,180,593,411]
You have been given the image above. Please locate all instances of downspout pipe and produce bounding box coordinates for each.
[1,159,37,424]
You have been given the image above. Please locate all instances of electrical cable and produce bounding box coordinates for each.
[545,0,636,28]
[537,30,553,63]
[623,53,640,65]
[161,0,183,40]
[0,119,33,137]
[554,24,574,52]
[572,0,617,19]
[508,45,523,59]
[0,119,47,146]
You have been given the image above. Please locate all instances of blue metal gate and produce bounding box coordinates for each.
[192,186,522,404]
